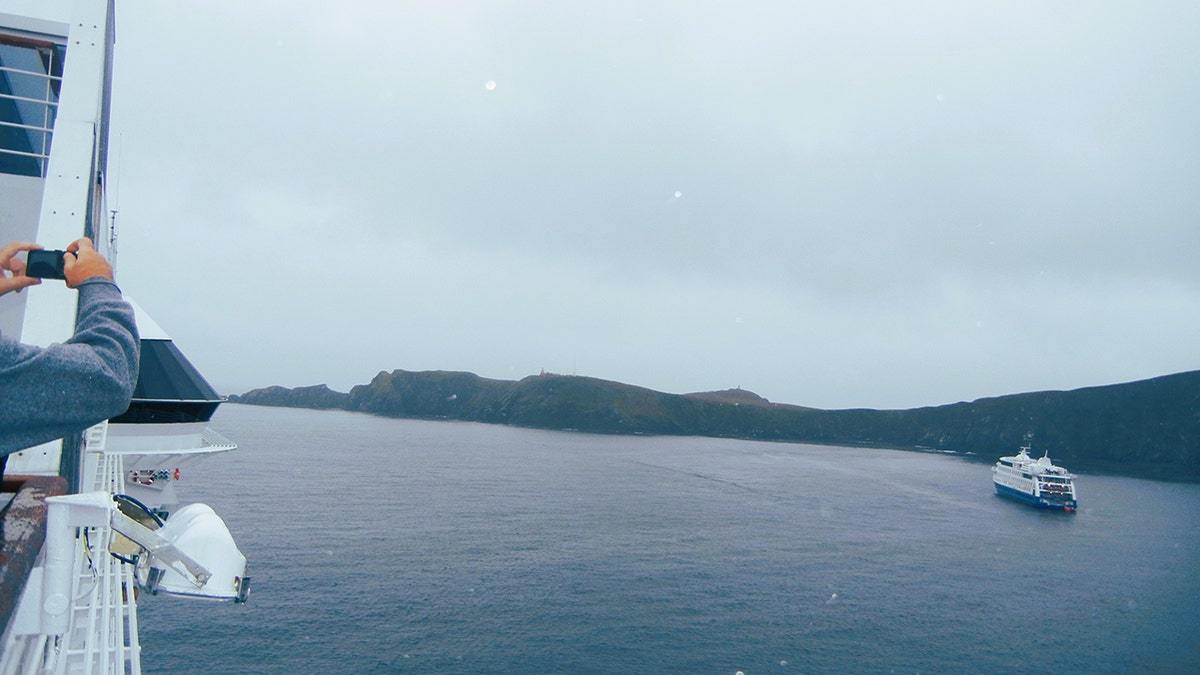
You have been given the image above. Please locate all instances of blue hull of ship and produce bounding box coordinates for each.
[994,482,1077,510]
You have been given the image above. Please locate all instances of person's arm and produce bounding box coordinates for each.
[0,242,139,456]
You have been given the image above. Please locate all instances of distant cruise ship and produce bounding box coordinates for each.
[992,445,1078,511]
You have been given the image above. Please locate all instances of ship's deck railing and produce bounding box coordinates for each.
[201,426,238,452]
[0,429,142,673]
[0,475,69,641]
[0,43,63,178]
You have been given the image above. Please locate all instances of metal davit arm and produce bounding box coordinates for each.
[40,491,247,634]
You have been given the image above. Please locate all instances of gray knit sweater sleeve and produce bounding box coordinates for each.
[0,278,140,456]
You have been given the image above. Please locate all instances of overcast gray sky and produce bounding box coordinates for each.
[105,0,1199,409]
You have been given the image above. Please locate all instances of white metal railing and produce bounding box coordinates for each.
[66,445,141,673]
[200,426,238,452]
[0,57,62,177]
[0,425,142,675]
[200,425,237,451]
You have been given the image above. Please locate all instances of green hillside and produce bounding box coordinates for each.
[231,369,1200,482]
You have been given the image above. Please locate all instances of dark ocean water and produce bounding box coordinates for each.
[137,404,1200,674]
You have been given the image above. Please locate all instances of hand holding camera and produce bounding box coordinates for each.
[62,237,113,288]
[0,241,43,297]
[0,237,114,298]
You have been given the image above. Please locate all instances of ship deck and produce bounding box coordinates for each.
[0,475,68,631]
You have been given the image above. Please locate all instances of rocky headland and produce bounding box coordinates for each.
[229,369,1200,482]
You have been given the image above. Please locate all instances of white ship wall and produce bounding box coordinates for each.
[0,1,73,33]
[0,173,42,336]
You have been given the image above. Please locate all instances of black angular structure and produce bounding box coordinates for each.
[100,301,236,512]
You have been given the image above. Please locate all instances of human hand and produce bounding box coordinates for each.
[0,241,43,297]
[63,237,113,288]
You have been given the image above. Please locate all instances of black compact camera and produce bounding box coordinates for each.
[25,249,72,280]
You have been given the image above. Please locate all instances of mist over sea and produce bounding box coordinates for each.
[138,405,1200,673]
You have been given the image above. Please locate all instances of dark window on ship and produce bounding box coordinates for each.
[0,34,64,177]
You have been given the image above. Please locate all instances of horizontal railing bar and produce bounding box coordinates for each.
[0,119,53,134]
[0,31,62,50]
[0,64,62,81]
[0,147,50,160]
[0,91,57,106]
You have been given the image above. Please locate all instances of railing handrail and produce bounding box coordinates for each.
[0,118,53,134]
[0,63,62,82]
[0,47,60,176]
[200,426,239,453]
[0,90,57,107]
[0,147,49,160]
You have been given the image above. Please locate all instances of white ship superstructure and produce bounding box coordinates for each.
[1,2,247,672]
[992,445,1078,511]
